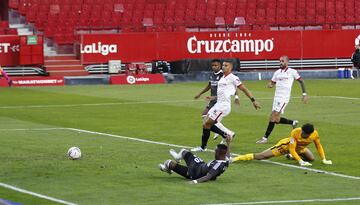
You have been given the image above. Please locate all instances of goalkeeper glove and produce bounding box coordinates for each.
[322,159,332,165]
[299,160,312,166]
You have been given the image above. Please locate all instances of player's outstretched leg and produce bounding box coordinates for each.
[231,153,254,163]
[231,150,275,163]
[159,159,173,174]
[257,111,279,144]
[192,117,217,152]
[213,122,229,140]
[279,117,298,129]
[169,148,187,162]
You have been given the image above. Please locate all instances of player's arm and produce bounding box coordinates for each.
[296,77,308,103]
[289,137,311,166]
[190,173,215,184]
[314,137,332,165]
[234,90,240,106]
[267,80,276,88]
[194,82,211,99]
[237,84,261,109]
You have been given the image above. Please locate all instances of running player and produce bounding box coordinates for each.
[194,60,261,152]
[256,56,308,144]
[192,59,239,152]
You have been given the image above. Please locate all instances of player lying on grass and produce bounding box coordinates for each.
[232,123,332,166]
[159,139,230,184]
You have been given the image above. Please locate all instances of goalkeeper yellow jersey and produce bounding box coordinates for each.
[289,128,326,161]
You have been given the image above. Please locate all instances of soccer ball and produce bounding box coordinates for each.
[67,147,81,160]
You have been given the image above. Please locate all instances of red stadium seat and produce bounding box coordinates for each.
[8,0,360,45]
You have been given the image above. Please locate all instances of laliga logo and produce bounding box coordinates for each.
[355,35,360,46]
[187,33,274,55]
[126,75,136,84]
[80,42,117,56]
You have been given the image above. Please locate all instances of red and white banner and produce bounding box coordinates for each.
[0,76,65,87]
[0,35,20,66]
[110,74,165,85]
[81,30,360,64]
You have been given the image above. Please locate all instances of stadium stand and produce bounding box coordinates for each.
[0,20,17,34]
[7,0,360,45]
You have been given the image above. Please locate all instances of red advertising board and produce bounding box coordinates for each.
[81,30,360,64]
[0,35,20,66]
[0,76,65,87]
[110,74,165,85]
[0,35,44,66]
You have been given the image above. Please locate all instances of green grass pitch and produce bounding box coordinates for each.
[0,79,359,205]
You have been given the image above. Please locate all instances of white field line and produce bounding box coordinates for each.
[0,182,77,205]
[202,197,360,205]
[2,127,360,181]
[1,127,359,204]
[0,95,358,109]
[66,128,360,180]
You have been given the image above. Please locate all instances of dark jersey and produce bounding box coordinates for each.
[192,159,229,180]
[209,70,224,97]
[351,50,360,67]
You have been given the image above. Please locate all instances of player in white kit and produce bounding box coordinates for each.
[193,60,261,151]
[256,56,308,144]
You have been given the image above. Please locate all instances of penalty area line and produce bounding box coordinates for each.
[202,196,360,205]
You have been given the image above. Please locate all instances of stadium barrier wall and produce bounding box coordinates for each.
[0,35,44,66]
[0,35,20,66]
[110,73,165,85]
[0,76,64,87]
[81,30,360,64]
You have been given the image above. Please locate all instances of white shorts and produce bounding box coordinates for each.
[207,103,231,122]
[272,99,288,114]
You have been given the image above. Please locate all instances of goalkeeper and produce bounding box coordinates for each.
[232,123,332,166]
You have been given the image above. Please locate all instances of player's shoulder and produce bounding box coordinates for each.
[213,160,229,168]
[312,130,319,137]
[273,69,281,74]
[229,73,240,80]
[291,128,302,137]
[288,67,299,73]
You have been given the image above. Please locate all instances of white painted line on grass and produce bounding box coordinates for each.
[0,100,197,109]
[0,182,77,205]
[1,127,360,204]
[3,127,359,180]
[260,160,360,180]
[202,197,360,205]
[66,128,194,150]
[66,127,360,181]
[0,95,358,109]
[0,128,65,131]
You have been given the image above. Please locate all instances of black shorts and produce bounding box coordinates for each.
[206,100,217,110]
[184,152,207,180]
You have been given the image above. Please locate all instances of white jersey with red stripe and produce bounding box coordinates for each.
[271,67,301,102]
[216,73,242,106]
